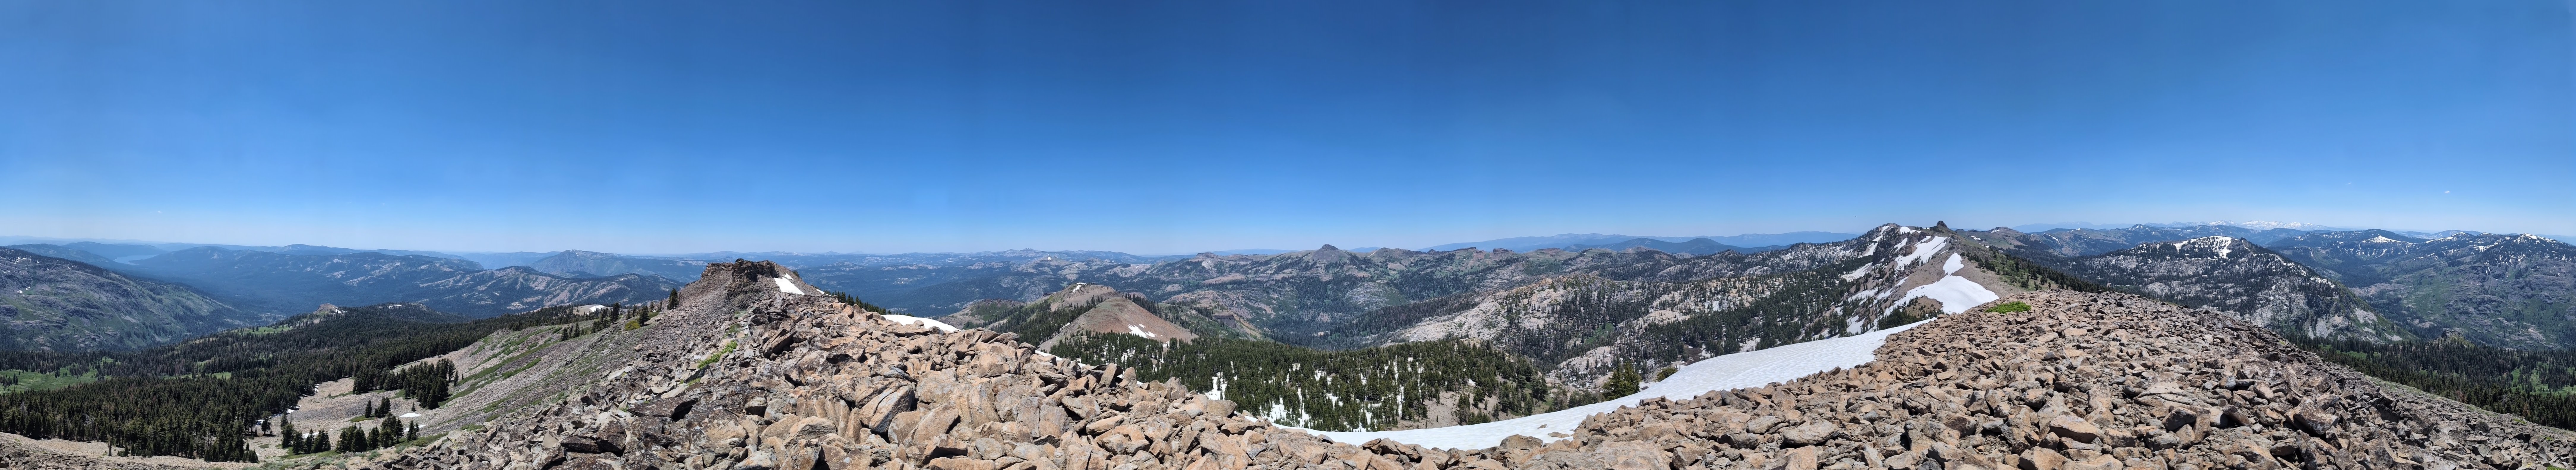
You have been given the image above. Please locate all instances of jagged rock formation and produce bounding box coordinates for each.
[2035,236,2406,342]
[331,265,2573,470]
[0,247,258,350]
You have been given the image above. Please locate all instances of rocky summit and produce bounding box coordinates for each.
[304,261,2568,470]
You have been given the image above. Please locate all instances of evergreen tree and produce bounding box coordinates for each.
[335,427,362,452]
[666,288,680,308]
[1603,362,1642,397]
[278,420,298,453]
[377,417,403,448]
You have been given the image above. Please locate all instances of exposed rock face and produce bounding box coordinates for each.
[338,258,2573,470]
[0,247,257,350]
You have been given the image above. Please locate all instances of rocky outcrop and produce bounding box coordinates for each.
[341,261,2572,470]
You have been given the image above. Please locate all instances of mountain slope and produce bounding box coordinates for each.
[944,283,1230,349]
[2265,231,2576,348]
[1971,224,2314,258]
[125,247,683,317]
[0,247,260,350]
[530,250,708,280]
[4,244,126,266]
[1356,223,2064,387]
[2036,236,2406,342]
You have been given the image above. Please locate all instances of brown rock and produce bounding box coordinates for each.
[2018,448,2066,470]
[2061,455,2122,470]
[1779,421,1837,446]
[927,457,1001,470]
[2047,415,2100,442]
[1771,446,1818,470]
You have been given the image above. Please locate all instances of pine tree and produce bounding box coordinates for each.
[1603,363,1641,397]
[279,420,299,453]
[378,417,403,447]
[667,288,680,308]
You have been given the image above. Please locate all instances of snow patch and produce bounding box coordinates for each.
[1839,263,1876,281]
[1285,321,1929,449]
[1892,237,1950,267]
[400,412,421,418]
[1127,325,1160,339]
[882,315,958,332]
[1886,276,1999,315]
[773,278,805,295]
[1940,254,1963,275]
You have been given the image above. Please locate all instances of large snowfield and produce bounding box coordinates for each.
[1281,320,1928,450]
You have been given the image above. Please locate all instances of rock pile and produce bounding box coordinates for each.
[1540,291,2575,469]
[339,262,2570,470]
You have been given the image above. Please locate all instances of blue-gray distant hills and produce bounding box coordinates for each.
[0,247,261,350]
[1422,231,1859,252]
[5,243,682,320]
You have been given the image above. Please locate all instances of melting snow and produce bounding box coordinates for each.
[1941,254,1963,275]
[400,412,421,418]
[2169,236,2234,258]
[1887,276,1998,315]
[1127,325,1160,339]
[774,278,805,295]
[882,315,958,332]
[1839,263,1876,281]
[1892,237,1950,267]
[1284,321,1928,450]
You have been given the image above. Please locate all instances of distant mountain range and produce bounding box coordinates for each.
[4,219,2568,353]
[1420,231,1860,252]
[0,247,264,350]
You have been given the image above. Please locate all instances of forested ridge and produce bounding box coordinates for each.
[1048,333,1579,432]
[0,302,627,462]
[2297,335,2576,429]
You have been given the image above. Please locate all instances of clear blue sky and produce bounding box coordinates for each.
[4,1,2569,254]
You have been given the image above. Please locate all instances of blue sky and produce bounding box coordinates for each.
[3,1,2569,254]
